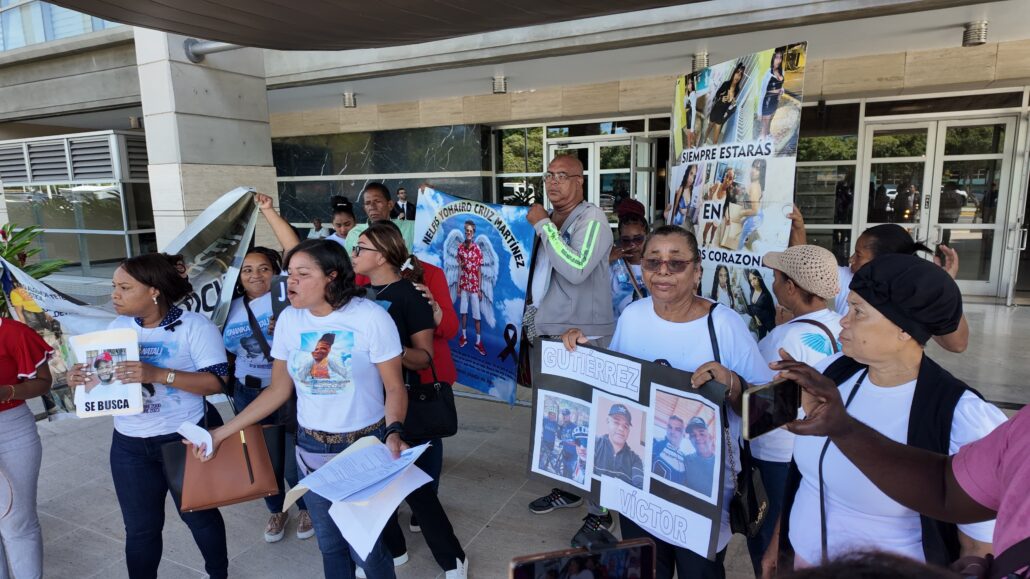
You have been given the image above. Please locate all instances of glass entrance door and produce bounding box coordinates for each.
[859,118,1015,295]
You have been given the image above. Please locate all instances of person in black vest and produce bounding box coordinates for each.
[762,254,1006,577]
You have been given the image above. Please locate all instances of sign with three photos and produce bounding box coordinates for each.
[527,338,728,560]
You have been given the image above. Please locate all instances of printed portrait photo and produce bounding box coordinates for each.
[82,348,128,394]
[649,384,722,503]
[591,393,648,490]
[289,331,354,395]
[532,390,592,491]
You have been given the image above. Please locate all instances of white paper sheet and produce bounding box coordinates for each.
[297,441,430,503]
[329,466,432,560]
[177,422,214,457]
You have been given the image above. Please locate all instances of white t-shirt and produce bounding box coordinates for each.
[270,299,402,433]
[834,266,853,317]
[223,294,274,386]
[326,234,347,249]
[110,311,227,438]
[753,309,842,463]
[307,227,330,239]
[789,353,1006,564]
[610,297,774,551]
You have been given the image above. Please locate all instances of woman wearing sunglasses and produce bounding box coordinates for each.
[609,213,650,319]
[561,226,772,579]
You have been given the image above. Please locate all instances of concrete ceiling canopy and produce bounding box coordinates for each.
[45,0,696,50]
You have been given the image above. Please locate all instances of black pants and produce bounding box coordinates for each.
[620,517,726,579]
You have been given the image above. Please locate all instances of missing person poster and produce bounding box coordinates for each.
[528,338,727,559]
[69,329,143,418]
[668,44,808,339]
[413,187,535,404]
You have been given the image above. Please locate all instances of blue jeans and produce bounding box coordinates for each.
[746,458,791,576]
[233,380,305,512]
[382,438,442,556]
[110,406,228,579]
[296,428,395,579]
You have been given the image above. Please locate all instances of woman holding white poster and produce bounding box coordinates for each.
[561,226,773,579]
[0,317,53,578]
[66,253,231,579]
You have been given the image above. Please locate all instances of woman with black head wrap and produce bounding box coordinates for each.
[763,254,1006,576]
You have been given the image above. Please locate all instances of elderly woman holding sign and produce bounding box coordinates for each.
[561,225,772,579]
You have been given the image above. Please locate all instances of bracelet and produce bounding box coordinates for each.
[382,421,405,442]
[1,384,15,403]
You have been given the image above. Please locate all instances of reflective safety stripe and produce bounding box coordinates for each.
[542,220,599,270]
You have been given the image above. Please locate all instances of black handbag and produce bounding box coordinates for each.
[402,352,458,443]
[161,378,287,511]
[706,302,769,538]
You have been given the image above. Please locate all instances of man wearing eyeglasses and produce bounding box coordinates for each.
[526,154,617,544]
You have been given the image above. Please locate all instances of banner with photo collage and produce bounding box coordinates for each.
[668,44,808,339]
[0,187,259,415]
[528,338,728,560]
[413,187,536,404]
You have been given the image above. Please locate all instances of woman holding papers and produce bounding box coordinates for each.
[0,318,53,579]
[351,222,469,579]
[560,226,772,579]
[66,253,230,579]
[198,238,408,579]
[223,246,313,543]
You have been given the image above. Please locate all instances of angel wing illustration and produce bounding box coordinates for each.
[443,229,464,302]
[476,234,499,328]
[799,332,837,357]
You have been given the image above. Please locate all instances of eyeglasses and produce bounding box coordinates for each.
[641,258,696,273]
[351,245,379,257]
[620,235,646,245]
[543,171,583,183]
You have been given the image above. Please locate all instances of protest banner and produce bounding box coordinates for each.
[413,187,535,404]
[528,338,727,559]
[1,187,260,413]
[68,328,143,418]
[668,44,808,339]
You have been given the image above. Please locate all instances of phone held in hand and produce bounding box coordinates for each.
[509,538,656,579]
[743,379,801,440]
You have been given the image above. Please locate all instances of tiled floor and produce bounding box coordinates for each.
[29,302,1029,578]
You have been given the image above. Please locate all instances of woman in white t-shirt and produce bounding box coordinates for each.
[764,254,1006,575]
[67,254,230,579]
[562,226,773,579]
[201,239,405,579]
[223,246,314,543]
[747,245,843,575]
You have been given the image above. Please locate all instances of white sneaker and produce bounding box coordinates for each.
[445,557,469,579]
[356,553,408,578]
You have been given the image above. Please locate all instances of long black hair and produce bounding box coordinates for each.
[709,264,731,301]
[283,239,363,310]
[745,268,770,299]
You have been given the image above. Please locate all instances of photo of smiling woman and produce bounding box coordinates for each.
[66,253,231,579]
[197,238,409,579]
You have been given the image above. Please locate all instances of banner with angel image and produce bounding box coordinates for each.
[413,188,536,403]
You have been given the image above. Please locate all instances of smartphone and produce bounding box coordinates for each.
[510,538,656,579]
[743,379,801,440]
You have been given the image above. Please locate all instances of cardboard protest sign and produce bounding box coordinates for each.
[69,329,143,418]
[413,187,535,404]
[528,338,727,559]
[669,44,808,339]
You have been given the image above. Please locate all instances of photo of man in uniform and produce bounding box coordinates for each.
[594,403,644,489]
[539,410,559,469]
[457,220,486,356]
[652,414,688,484]
[683,416,716,496]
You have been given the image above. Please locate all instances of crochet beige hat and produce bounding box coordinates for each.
[763,245,840,301]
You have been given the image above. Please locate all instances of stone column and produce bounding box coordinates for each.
[134,28,278,249]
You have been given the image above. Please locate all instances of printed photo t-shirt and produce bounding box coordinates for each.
[223,294,274,385]
[110,310,227,438]
[271,298,402,433]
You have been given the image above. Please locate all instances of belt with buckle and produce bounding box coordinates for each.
[300,419,385,445]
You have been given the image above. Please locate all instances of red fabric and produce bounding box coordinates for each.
[456,242,482,293]
[0,318,53,412]
[355,274,371,286]
[418,263,458,385]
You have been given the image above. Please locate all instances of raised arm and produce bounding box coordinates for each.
[255,192,301,252]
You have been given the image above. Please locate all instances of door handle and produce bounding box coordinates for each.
[1021,228,1028,252]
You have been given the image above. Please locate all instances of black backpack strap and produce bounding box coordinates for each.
[707,301,721,364]
[991,535,1030,579]
[242,297,273,361]
[790,318,839,354]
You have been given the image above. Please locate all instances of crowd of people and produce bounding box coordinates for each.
[1,153,1028,579]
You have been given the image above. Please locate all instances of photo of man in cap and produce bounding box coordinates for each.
[594,402,644,489]
[683,416,717,496]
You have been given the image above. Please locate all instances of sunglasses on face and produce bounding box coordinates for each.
[620,235,646,245]
[641,258,696,273]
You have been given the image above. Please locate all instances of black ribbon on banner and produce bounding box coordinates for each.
[498,323,519,362]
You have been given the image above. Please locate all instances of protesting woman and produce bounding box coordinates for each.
[561,226,772,579]
[222,246,311,542]
[67,253,230,579]
[351,222,469,579]
[763,254,1006,575]
[0,317,53,578]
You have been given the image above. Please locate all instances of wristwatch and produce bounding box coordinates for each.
[165,370,176,385]
[382,421,405,442]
